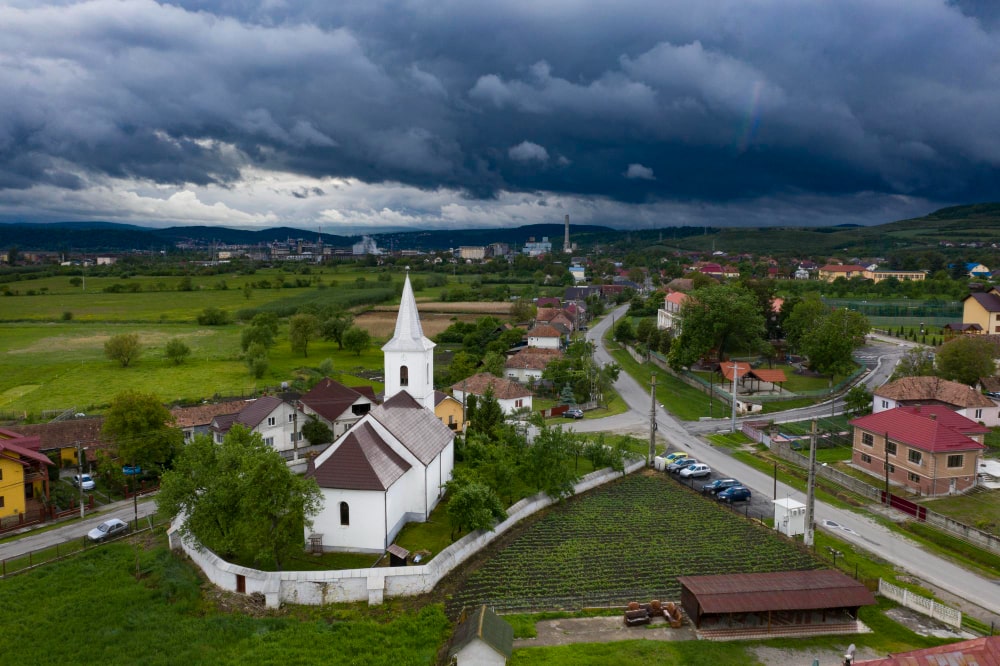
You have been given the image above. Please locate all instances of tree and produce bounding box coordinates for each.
[342,326,372,356]
[102,390,183,470]
[242,283,253,301]
[613,318,635,344]
[635,318,656,347]
[301,415,333,446]
[245,342,269,378]
[892,347,936,380]
[446,480,507,539]
[523,426,578,499]
[801,308,870,381]
[844,385,873,416]
[241,313,279,352]
[157,426,323,570]
[467,386,504,437]
[935,336,997,385]
[668,283,766,369]
[164,338,191,365]
[289,313,319,357]
[781,293,826,353]
[509,298,535,323]
[481,351,506,377]
[320,311,353,350]
[197,307,229,325]
[104,333,142,367]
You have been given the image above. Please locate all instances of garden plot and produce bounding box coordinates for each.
[448,473,819,614]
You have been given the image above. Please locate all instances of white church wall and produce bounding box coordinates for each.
[312,488,387,553]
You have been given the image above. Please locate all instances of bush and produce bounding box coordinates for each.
[62,311,73,321]
[196,307,229,326]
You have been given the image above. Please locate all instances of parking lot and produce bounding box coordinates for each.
[659,452,774,521]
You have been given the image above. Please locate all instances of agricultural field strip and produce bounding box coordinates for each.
[447,474,818,614]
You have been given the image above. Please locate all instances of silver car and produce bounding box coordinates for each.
[87,518,129,542]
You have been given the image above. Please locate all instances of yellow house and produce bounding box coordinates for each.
[963,288,1000,335]
[0,440,52,520]
[435,391,466,433]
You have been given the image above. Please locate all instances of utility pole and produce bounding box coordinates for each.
[76,441,86,519]
[805,419,817,547]
[648,375,657,466]
[730,361,740,433]
[292,408,299,462]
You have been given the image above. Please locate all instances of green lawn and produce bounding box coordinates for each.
[918,491,1000,535]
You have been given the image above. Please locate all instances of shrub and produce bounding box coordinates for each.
[62,311,73,321]
[196,307,229,326]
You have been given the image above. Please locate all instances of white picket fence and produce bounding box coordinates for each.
[878,578,962,628]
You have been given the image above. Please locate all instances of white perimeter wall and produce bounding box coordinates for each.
[170,459,645,607]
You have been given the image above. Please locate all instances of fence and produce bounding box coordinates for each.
[878,579,962,628]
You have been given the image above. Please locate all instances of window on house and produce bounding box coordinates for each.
[860,454,872,464]
[881,400,889,409]
[888,463,895,473]
[339,502,350,526]
[947,454,964,468]
[908,449,922,465]
[862,433,874,446]
[264,437,274,447]
[267,416,276,426]
[288,413,295,423]
[975,409,983,419]
[908,472,920,483]
[885,441,897,456]
[352,404,370,416]
[0,496,4,508]
[515,399,522,408]
[400,365,409,387]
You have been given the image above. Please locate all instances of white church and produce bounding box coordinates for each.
[306,273,455,553]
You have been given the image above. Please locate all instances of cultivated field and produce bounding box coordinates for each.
[446,472,819,615]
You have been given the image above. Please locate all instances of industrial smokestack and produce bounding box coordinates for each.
[564,214,571,253]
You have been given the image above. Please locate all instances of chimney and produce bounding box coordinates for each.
[929,413,937,421]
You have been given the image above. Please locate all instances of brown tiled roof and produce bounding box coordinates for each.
[527,324,562,338]
[748,369,787,383]
[718,362,752,381]
[309,422,410,490]
[300,377,372,422]
[505,348,563,371]
[819,264,866,272]
[965,291,1000,313]
[371,392,454,466]
[171,402,243,429]
[850,406,988,453]
[666,278,694,292]
[535,307,562,322]
[451,373,534,400]
[235,396,285,428]
[980,376,1000,393]
[434,390,460,407]
[678,570,875,614]
[212,413,239,432]
[10,418,109,450]
[855,636,1000,666]
[875,376,995,408]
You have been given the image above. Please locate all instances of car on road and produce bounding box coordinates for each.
[72,473,96,491]
[564,408,584,419]
[87,518,129,543]
[701,478,741,495]
[717,486,752,503]
[664,451,689,464]
[667,457,698,473]
[679,463,711,479]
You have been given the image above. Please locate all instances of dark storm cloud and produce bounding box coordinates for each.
[1,0,999,225]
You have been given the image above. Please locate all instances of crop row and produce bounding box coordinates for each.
[447,473,818,614]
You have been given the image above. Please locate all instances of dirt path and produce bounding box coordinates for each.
[514,615,696,647]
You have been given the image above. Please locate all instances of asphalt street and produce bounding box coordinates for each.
[577,305,1000,619]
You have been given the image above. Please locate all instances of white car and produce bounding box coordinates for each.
[87,518,129,542]
[679,463,712,479]
[73,473,96,491]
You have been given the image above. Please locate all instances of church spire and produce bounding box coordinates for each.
[382,271,434,353]
[382,270,436,410]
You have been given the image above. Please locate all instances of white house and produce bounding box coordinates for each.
[657,290,687,331]
[306,274,455,553]
[873,376,1000,427]
[505,348,562,383]
[526,324,562,349]
[451,373,534,416]
[449,605,514,666]
[210,396,307,459]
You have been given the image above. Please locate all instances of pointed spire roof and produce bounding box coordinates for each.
[382,273,435,353]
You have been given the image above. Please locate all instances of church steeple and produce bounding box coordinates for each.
[382,271,436,410]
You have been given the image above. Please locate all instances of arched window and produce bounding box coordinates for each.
[339,501,350,526]
[400,365,409,386]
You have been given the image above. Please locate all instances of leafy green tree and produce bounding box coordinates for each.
[445,480,507,539]
[104,332,142,368]
[301,415,333,446]
[481,351,506,377]
[241,313,279,352]
[935,336,997,385]
[320,311,353,350]
[509,298,535,322]
[342,325,372,356]
[523,426,578,499]
[157,426,323,570]
[242,283,253,301]
[635,318,656,347]
[613,318,635,344]
[468,386,504,437]
[245,342,269,378]
[801,308,870,381]
[891,347,936,380]
[668,283,766,369]
[197,307,229,325]
[164,338,191,365]
[781,293,826,353]
[177,276,193,291]
[289,313,319,357]
[102,390,183,470]
[844,385,873,416]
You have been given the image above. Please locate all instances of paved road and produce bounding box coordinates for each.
[575,305,1000,619]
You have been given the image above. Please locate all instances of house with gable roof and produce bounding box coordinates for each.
[963,287,1000,334]
[526,324,563,349]
[299,377,377,439]
[0,430,52,520]
[451,373,534,415]
[873,375,999,426]
[850,405,987,495]
[505,347,563,383]
[657,290,688,331]
[210,395,307,459]
[306,274,455,553]
[449,605,514,666]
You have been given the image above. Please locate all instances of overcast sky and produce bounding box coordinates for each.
[1,0,999,232]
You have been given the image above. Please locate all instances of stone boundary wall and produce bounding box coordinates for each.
[169,459,647,608]
[878,578,962,628]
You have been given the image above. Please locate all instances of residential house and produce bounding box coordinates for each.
[434,390,465,433]
[817,264,867,282]
[854,636,1000,666]
[451,373,533,415]
[526,324,563,350]
[306,275,454,553]
[873,376,999,426]
[171,401,246,442]
[210,396,308,459]
[535,308,574,332]
[865,268,927,284]
[657,290,688,331]
[963,288,1000,334]
[299,378,376,439]
[9,418,107,468]
[505,348,563,383]
[0,436,52,520]
[850,405,987,495]
[449,605,514,666]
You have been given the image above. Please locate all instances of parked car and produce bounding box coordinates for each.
[564,408,584,419]
[667,457,698,473]
[701,478,741,495]
[87,518,129,543]
[122,465,142,476]
[72,473,96,491]
[717,486,752,503]
[679,463,711,479]
[663,451,689,464]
